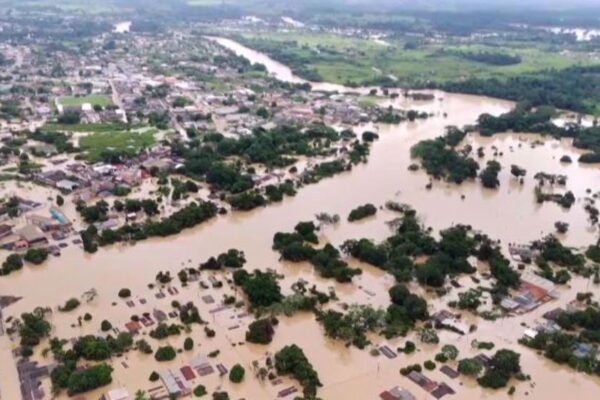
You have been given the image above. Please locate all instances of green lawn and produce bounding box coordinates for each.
[44,122,129,133]
[237,32,595,86]
[59,95,113,107]
[79,130,157,162]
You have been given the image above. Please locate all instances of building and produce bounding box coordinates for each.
[380,387,416,400]
[501,272,559,313]
[16,225,47,247]
[56,179,80,192]
[432,310,469,334]
[0,224,13,238]
[26,208,71,232]
[160,369,191,397]
[103,388,130,400]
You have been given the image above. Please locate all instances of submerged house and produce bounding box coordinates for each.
[160,368,191,397]
[501,272,559,313]
[380,387,416,400]
[432,310,469,335]
[16,225,48,248]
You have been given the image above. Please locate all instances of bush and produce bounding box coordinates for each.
[347,203,377,222]
[402,341,416,354]
[418,328,439,344]
[229,364,245,383]
[21,346,33,357]
[100,320,112,332]
[83,313,92,321]
[23,248,49,265]
[154,346,176,361]
[59,298,81,312]
[194,385,207,397]
[400,364,422,376]
[1,253,23,275]
[136,339,153,354]
[275,345,321,398]
[204,326,215,338]
[212,392,230,400]
[118,288,131,298]
[149,371,160,381]
[424,360,437,370]
[476,341,495,350]
[458,357,484,376]
[184,337,194,351]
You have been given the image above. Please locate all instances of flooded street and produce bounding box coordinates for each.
[1,37,599,400]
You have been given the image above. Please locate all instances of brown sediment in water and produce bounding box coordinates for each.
[1,39,600,400]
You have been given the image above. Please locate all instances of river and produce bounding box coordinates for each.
[0,37,599,400]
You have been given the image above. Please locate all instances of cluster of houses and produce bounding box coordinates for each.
[33,145,180,201]
[500,272,560,314]
[0,207,71,251]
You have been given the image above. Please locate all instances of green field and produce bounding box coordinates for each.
[237,32,595,86]
[59,95,113,107]
[45,122,128,133]
[79,129,157,162]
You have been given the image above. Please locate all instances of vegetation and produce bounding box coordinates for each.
[154,345,177,361]
[347,203,377,222]
[200,249,246,270]
[18,311,51,347]
[66,364,113,395]
[82,201,218,252]
[445,66,600,114]
[480,160,501,189]
[411,127,479,184]
[317,305,386,349]
[275,345,322,399]
[23,248,49,265]
[1,253,23,275]
[79,129,156,162]
[520,307,600,377]
[229,364,245,383]
[477,349,523,389]
[458,357,484,376]
[478,104,600,161]
[245,318,275,344]
[194,385,207,397]
[234,270,283,308]
[59,298,81,312]
[273,221,361,283]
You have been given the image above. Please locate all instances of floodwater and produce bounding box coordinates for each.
[1,38,600,400]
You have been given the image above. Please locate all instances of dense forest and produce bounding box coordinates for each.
[442,66,600,114]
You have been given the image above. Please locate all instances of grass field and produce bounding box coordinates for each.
[45,122,128,133]
[59,95,113,107]
[79,129,157,162]
[238,32,595,86]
